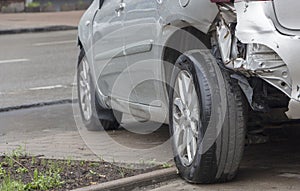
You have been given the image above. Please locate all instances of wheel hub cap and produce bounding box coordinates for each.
[172,70,200,166]
[79,58,92,121]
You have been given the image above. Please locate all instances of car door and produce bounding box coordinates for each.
[123,0,162,106]
[92,0,136,103]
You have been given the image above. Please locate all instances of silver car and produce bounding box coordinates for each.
[77,0,300,183]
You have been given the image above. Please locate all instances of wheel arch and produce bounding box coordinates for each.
[162,23,212,94]
[77,37,83,50]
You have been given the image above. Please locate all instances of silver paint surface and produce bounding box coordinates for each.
[78,0,300,120]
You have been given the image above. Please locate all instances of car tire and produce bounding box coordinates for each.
[77,49,122,131]
[169,50,246,183]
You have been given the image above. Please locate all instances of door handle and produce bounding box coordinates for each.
[115,2,126,16]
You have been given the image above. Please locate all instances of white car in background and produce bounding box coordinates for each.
[77,0,300,183]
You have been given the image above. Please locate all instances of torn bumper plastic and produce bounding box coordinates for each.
[235,1,300,119]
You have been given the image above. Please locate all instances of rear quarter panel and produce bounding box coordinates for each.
[158,0,218,34]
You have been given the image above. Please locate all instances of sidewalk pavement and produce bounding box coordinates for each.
[0,11,84,34]
[0,103,173,166]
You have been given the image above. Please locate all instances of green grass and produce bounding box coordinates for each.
[0,147,152,190]
[23,169,64,191]
[15,167,28,174]
[0,164,64,191]
[0,147,64,191]
[117,167,127,178]
[162,162,173,168]
[10,146,27,158]
[0,176,25,191]
[0,164,6,178]
[26,2,40,8]
[89,162,100,167]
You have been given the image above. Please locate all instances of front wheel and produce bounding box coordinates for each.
[169,51,246,183]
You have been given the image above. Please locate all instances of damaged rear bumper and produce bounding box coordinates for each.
[235,1,300,119]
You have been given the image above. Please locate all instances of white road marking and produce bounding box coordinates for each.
[29,85,67,91]
[0,84,72,96]
[0,59,30,64]
[279,173,300,179]
[33,40,77,47]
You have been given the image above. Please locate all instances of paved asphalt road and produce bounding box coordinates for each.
[0,30,174,164]
[0,31,78,108]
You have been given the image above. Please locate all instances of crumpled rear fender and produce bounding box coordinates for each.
[235,1,300,119]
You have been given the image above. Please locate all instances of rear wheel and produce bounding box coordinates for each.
[77,50,122,131]
[169,51,246,183]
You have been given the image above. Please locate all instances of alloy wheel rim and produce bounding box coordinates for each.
[173,70,200,166]
[79,58,92,121]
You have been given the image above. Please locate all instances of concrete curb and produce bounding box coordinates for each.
[0,99,77,113]
[0,25,77,35]
[72,167,178,191]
